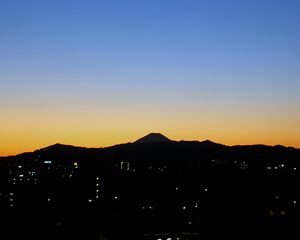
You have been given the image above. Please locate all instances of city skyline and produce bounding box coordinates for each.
[1,0,300,155]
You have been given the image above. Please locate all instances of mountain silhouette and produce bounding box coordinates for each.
[0,135,299,240]
[0,135,299,160]
[134,133,172,143]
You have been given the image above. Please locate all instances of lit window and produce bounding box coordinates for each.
[280,210,287,216]
[88,199,92,203]
[114,195,118,200]
[127,162,130,171]
[74,162,78,168]
[182,206,186,210]
[293,200,296,204]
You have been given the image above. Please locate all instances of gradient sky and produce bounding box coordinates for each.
[1,0,300,156]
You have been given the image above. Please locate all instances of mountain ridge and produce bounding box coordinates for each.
[0,133,299,158]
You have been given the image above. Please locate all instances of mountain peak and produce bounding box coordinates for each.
[38,143,78,152]
[134,133,172,144]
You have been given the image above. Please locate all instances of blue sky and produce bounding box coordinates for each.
[0,0,300,154]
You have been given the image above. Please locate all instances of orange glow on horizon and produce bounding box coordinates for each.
[1,130,299,157]
[1,105,299,156]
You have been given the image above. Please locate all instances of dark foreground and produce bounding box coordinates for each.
[0,139,299,239]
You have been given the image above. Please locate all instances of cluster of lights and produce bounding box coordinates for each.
[156,238,180,240]
[9,192,14,207]
[142,205,153,210]
[181,202,199,211]
[241,161,248,170]
[28,171,36,176]
[73,162,78,169]
[95,177,100,199]
[268,209,287,216]
[120,161,130,171]
[267,164,288,170]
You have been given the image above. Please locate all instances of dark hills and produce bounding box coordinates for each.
[0,133,299,240]
[0,133,299,162]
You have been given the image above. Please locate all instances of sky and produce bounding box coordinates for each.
[1,0,300,156]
